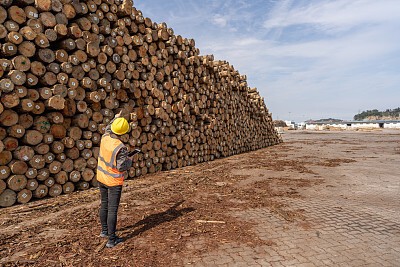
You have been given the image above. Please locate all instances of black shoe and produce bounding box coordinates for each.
[99,231,108,238]
[106,237,125,248]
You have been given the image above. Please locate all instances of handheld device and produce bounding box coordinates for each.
[127,149,141,157]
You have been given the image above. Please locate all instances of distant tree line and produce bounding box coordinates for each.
[354,107,400,121]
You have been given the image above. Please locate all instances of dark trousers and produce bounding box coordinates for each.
[98,181,122,242]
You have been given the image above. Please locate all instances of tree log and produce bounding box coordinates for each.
[33,184,48,199]
[7,174,27,191]
[0,189,16,207]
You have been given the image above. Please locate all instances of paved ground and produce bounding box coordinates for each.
[184,130,400,266]
[1,130,399,266]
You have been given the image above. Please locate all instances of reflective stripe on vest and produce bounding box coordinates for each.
[96,134,126,186]
[98,143,124,169]
[97,165,125,178]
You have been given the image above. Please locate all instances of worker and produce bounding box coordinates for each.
[97,110,132,248]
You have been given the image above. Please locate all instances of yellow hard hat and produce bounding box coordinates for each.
[111,118,129,135]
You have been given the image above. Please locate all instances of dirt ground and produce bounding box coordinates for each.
[0,130,399,266]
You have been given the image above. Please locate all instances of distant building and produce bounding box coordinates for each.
[305,120,400,130]
[384,121,400,129]
[284,120,296,128]
[297,122,306,130]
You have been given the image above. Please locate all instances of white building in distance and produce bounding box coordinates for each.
[305,120,400,130]
[284,121,296,128]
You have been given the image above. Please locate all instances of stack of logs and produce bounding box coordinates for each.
[0,0,281,207]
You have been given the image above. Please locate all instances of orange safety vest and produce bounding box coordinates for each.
[97,133,126,187]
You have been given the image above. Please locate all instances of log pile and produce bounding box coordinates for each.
[0,0,281,207]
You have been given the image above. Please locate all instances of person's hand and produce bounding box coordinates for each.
[115,110,123,118]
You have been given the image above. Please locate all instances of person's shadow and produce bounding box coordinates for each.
[120,200,195,240]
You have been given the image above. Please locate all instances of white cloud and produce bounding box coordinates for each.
[213,14,228,27]
[263,0,400,34]
[233,38,264,47]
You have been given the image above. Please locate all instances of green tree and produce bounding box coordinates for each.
[354,107,400,120]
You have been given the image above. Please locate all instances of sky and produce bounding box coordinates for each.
[135,0,400,122]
